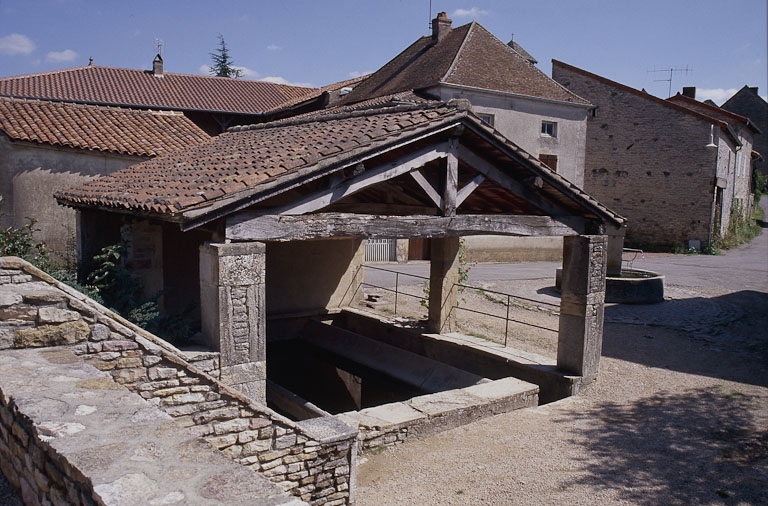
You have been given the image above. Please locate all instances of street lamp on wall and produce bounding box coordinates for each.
[706,124,717,149]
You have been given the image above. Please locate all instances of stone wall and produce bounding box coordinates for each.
[552,62,736,249]
[0,257,357,505]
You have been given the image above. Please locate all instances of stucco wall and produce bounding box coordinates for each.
[0,136,142,253]
[432,86,589,188]
[266,239,365,316]
[552,64,736,249]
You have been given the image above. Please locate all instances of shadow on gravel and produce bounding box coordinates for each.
[602,290,768,387]
[564,387,768,506]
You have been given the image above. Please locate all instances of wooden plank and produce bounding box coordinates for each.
[275,143,449,215]
[456,173,486,207]
[226,212,588,241]
[443,139,459,216]
[457,146,566,217]
[409,170,443,209]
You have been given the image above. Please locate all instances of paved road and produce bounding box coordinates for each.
[366,199,768,297]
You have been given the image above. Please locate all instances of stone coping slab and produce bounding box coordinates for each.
[340,375,538,448]
[0,347,306,506]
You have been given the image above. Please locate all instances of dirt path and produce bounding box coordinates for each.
[355,215,768,505]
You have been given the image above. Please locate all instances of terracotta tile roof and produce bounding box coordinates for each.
[0,97,210,157]
[55,99,625,230]
[341,22,589,106]
[0,65,316,115]
[667,93,760,134]
[55,102,465,217]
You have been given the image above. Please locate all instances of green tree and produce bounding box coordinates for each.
[209,35,242,78]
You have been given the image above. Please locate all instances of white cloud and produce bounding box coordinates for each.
[199,64,260,79]
[695,88,739,105]
[46,49,78,63]
[0,33,35,55]
[235,66,259,78]
[260,76,314,88]
[267,44,281,51]
[452,7,488,18]
[347,70,372,79]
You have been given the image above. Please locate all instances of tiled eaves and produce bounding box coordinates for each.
[0,97,210,157]
[55,102,470,221]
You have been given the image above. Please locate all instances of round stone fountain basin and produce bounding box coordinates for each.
[555,268,664,304]
[605,269,664,304]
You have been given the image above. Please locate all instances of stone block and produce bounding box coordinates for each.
[14,320,90,348]
[37,307,80,325]
[89,324,110,342]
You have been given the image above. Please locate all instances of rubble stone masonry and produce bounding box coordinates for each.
[0,257,357,506]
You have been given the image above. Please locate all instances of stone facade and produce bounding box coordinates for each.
[552,61,754,249]
[431,86,590,187]
[0,257,357,505]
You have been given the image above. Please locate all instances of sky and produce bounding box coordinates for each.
[0,0,766,105]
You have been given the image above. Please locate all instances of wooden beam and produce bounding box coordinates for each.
[443,138,459,217]
[457,146,566,217]
[456,173,486,207]
[409,170,443,209]
[274,143,448,215]
[226,212,588,241]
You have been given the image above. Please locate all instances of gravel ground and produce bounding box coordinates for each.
[355,226,768,506]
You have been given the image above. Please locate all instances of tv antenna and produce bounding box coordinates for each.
[428,0,432,32]
[648,65,691,98]
[155,38,164,57]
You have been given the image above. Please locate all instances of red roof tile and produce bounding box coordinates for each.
[55,102,466,216]
[0,97,210,157]
[0,65,317,115]
[341,22,589,106]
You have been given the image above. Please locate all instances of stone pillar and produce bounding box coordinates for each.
[427,236,459,333]
[200,242,266,403]
[606,225,626,277]
[557,235,607,382]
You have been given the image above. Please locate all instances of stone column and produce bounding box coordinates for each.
[606,225,626,277]
[427,236,459,333]
[200,242,266,403]
[557,235,607,382]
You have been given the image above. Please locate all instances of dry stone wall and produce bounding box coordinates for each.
[0,257,357,506]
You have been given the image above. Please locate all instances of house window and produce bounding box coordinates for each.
[478,113,495,127]
[539,154,558,171]
[541,121,558,137]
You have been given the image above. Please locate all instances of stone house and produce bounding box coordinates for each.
[552,60,758,250]
[335,12,594,261]
[0,97,210,252]
[0,58,328,253]
[721,86,767,179]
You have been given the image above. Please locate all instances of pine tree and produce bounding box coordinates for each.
[209,35,242,78]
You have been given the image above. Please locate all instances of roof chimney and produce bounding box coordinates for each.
[432,12,452,42]
[682,86,696,99]
[152,53,164,78]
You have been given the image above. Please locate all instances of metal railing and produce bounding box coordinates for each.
[622,248,644,269]
[360,265,428,315]
[451,283,559,346]
[359,264,559,346]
